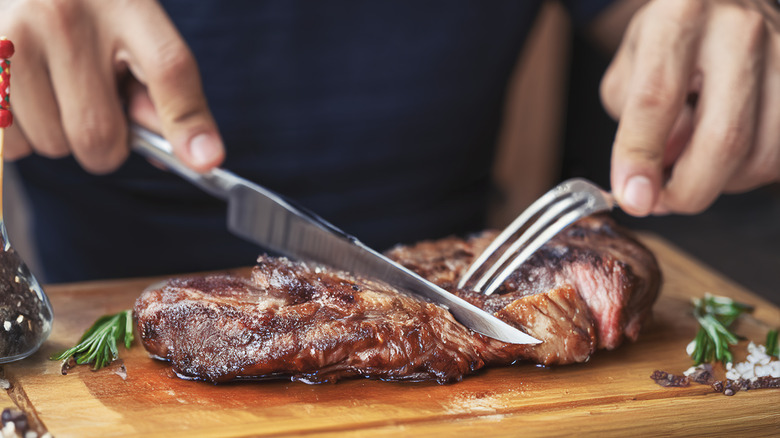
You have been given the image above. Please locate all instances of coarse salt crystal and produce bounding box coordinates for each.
[725,341,780,381]
[686,340,697,357]
[2,422,16,437]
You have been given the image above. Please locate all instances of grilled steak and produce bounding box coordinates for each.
[135,215,661,384]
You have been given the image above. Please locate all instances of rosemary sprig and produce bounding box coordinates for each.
[766,329,779,358]
[50,310,134,370]
[689,294,753,365]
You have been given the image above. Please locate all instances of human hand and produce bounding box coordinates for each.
[0,0,224,173]
[600,0,779,216]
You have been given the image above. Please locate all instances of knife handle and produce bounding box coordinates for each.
[129,123,242,200]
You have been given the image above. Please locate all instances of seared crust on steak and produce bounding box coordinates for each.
[135,259,493,383]
[135,215,660,384]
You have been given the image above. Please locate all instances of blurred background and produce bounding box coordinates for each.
[4,1,778,306]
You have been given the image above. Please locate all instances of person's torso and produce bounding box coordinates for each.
[16,0,546,281]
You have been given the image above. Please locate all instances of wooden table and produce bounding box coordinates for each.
[2,235,778,437]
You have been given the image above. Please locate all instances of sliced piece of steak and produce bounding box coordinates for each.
[135,215,661,384]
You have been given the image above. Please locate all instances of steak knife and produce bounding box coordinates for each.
[130,124,541,345]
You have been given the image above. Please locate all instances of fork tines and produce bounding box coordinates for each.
[458,178,613,296]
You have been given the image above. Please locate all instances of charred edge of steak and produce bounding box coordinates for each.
[135,260,491,384]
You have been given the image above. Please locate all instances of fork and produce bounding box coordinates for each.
[457,178,615,296]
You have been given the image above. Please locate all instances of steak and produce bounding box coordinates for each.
[135,215,661,384]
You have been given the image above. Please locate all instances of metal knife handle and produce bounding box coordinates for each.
[129,124,242,200]
[130,123,346,233]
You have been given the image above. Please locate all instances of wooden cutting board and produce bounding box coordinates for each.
[2,234,778,437]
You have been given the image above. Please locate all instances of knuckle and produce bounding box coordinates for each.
[168,103,208,127]
[713,5,767,52]
[4,148,31,161]
[600,69,620,117]
[740,9,768,51]
[628,56,686,112]
[0,4,26,37]
[750,165,774,186]
[632,78,679,113]
[18,124,70,158]
[34,141,69,159]
[37,0,83,37]
[664,190,711,215]
[149,39,197,85]
[623,143,664,165]
[76,112,110,150]
[708,122,750,160]
[677,203,708,215]
[78,147,128,174]
[750,153,780,184]
[70,110,126,173]
[3,138,32,161]
[642,0,705,47]
[652,0,706,23]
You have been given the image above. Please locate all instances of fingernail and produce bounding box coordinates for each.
[622,175,653,215]
[188,133,221,168]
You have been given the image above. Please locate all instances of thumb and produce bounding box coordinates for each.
[610,136,663,217]
[119,3,224,172]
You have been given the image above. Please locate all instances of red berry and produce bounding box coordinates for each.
[0,39,14,59]
[0,109,12,128]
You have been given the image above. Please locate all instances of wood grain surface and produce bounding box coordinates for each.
[1,234,778,437]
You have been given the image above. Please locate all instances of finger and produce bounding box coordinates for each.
[659,5,765,213]
[8,42,70,158]
[662,96,696,170]
[600,8,642,120]
[117,2,224,172]
[610,1,704,216]
[126,78,163,133]
[2,123,32,161]
[604,62,700,176]
[44,6,128,174]
[600,46,630,120]
[723,29,780,193]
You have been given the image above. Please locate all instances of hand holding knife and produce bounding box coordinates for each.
[130,124,541,345]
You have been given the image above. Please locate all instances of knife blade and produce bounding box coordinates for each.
[130,124,541,345]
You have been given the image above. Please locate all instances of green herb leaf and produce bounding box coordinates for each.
[766,329,779,358]
[50,310,134,370]
[689,294,752,365]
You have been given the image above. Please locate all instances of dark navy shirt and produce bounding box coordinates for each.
[14,1,612,282]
